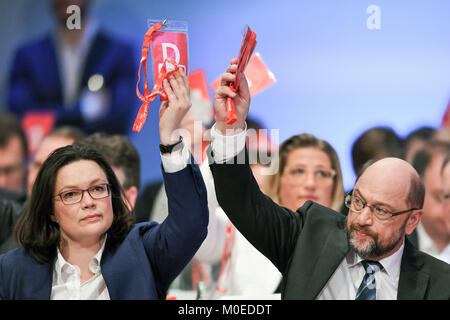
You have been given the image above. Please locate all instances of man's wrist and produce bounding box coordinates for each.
[210,122,247,164]
[215,121,246,136]
[160,136,184,155]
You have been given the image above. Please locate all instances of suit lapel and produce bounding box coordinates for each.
[397,239,429,299]
[305,222,349,299]
[44,35,63,102]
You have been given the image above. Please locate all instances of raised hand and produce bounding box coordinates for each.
[213,58,251,135]
[159,69,191,146]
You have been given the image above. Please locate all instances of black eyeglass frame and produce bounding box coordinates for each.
[344,192,421,219]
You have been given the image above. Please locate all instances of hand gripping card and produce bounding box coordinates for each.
[226,25,257,125]
[133,19,189,132]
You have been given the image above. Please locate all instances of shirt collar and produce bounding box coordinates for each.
[54,234,108,276]
[416,222,440,256]
[346,239,405,279]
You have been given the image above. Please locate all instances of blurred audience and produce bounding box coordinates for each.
[439,151,450,263]
[351,126,404,177]
[27,125,84,196]
[432,126,450,143]
[410,140,450,263]
[0,125,84,254]
[78,133,141,211]
[404,126,436,164]
[8,0,137,135]
[0,112,28,196]
[342,126,405,215]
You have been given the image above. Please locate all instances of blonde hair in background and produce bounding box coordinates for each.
[265,133,345,212]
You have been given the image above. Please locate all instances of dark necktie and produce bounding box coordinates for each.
[355,260,383,300]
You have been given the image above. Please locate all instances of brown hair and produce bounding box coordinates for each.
[78,133,141,190]
[0,111,28,165]
[14,144,135,263]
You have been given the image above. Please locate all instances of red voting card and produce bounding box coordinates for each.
[233,26,257,91]
[133,20,189,132]
[225,26,257,125]
[211,52,276,97]
[151,31,188,77]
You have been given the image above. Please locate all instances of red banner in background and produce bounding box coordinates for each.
[21,111,56,155]
[189,69,213,125]
[189,69,211,102]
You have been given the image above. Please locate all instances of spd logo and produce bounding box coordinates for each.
[151,31,188,77]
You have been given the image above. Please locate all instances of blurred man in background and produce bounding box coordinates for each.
[410,140,450,263]
[8,0,137,134]
[27,125,84,195]
[78,132,141,211]
[0,112,28,197]
[439,152,450,263]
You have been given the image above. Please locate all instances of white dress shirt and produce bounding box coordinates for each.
[54,21,98,106]
[51,235,109,300]
[437,244,450,264]
[210,123,404,300]
[317,242,404,300]
[416,222,450,263]
[51,148,189,300]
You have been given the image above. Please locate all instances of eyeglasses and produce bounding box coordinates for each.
[344,192,420,221]
[283,166,336,185]
[56,184,111,205]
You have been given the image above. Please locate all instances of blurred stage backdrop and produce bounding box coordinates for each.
[0,0,449,191]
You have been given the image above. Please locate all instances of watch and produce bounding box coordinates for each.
[159,136,184,154]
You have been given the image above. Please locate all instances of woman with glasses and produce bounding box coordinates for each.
[0,69,209,300]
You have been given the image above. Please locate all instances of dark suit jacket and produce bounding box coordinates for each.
[0,198,26,254]
[0,162,208,300]
[210,148,450,300]
[134,180,163,223]
[8,29,137,134]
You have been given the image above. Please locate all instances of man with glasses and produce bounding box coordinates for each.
[207,58,450,299]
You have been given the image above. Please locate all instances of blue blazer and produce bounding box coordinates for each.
[0,162,208,300]
[8,29,138,134]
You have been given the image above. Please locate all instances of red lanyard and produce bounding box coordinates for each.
[133,22,180,132]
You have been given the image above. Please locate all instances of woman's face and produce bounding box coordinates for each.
[279,147,335,212]
[52,160,114,245]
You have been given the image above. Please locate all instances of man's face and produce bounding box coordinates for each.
[51,0,90,25]
[346,159,421,260]
[421,153,448,240]
[0,135,26,193]
[27,136,74,196]
[441,162,450,234]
